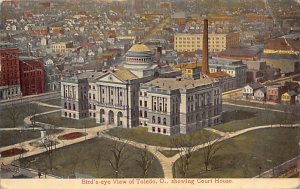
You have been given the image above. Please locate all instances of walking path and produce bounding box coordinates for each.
[31,101,61,109]
[1,100,299,178]
[204,127,226,137]
[23,109,61,126]
[102,124,300,178]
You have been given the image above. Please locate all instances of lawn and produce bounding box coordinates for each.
[106,127,220,148]
[35,112,99,129]
[173,127,299,178]
[15,137,164,178]
[0,129,63,148]
[212,104,300,132]
[0,103,59,128]
[159,150,179,158]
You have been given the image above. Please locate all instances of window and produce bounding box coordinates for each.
[152,127,155,132]
[69,113,71,118]
[93,113,96,117]
[111,99,113,105]
[64,102,67,109]
[140,100,142,106]
[152,116,155,123]
[111,90,113,95]
[144,92,147,96]
[93,105,96,110]
[163,129,166,134]
[140,92,143,96]
[73,114,76,118]
[158,117,161,124]
[73,104,76,110]
[144,111,147,118]
[140,110,143,117]
[158,128,161,133]
[93,94,95,99]
[65,112,67,117]
[120,91,122,96]
[163,118,166,125]
[154,102,157,110]
[144,101,147,107]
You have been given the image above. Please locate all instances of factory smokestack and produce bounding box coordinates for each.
[202,19,209,75]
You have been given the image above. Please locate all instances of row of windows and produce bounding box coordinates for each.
[175,37,224,40]
[89,93,96,100]
[139,100,147,107]
[101,98,123,106]
[64,112,76,118]
[140,110,147,118]
[152,127,167,134]
[176,40,224,44]
[153,102,167,112]
[175,44,224,48]
[152,116,167,125]
[102,89,123,96]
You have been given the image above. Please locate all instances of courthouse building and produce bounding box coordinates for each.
[61,42,222,135]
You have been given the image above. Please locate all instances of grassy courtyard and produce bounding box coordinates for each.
[0,129,63,148]
[0,103,59,128]
[212,104,300,132]
[35,112,99,129]
[106,127,220,148]
[173,127,299,178]
[16,137,164,178]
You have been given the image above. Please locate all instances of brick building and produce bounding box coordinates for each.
[19,57,45,96]
[0,48,21,100]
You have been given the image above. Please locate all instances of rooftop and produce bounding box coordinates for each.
[128,43,150,52]
[173,62,202,69]
[146,77,218,90]
[113,69,137,81]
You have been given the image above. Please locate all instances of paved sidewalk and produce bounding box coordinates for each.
[31,101,61,109]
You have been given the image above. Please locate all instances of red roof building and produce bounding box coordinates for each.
[0,48,21,100]
[0,48,20,86]
[19,57,45,96]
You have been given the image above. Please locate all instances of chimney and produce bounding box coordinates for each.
[202,19,209,75]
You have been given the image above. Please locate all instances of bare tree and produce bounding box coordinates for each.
[39,114,59,174]
[94,150,103,178]
[6,101,22,128]
[172,135,195,178]
[135,146,156,178]
[201,132,222,172]
[106,138,130,178]
[26,103,39,131]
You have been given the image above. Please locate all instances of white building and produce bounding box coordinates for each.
[61,43,222,135]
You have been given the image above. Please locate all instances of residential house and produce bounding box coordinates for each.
[266,84,287,103]
[242,82,264,100]
[281,91,297,105]
[253,87,267,101]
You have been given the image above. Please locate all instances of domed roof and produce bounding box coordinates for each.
[126,43,153,58]
[128,43,151,52]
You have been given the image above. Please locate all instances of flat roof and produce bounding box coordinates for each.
[146,77,217,90]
